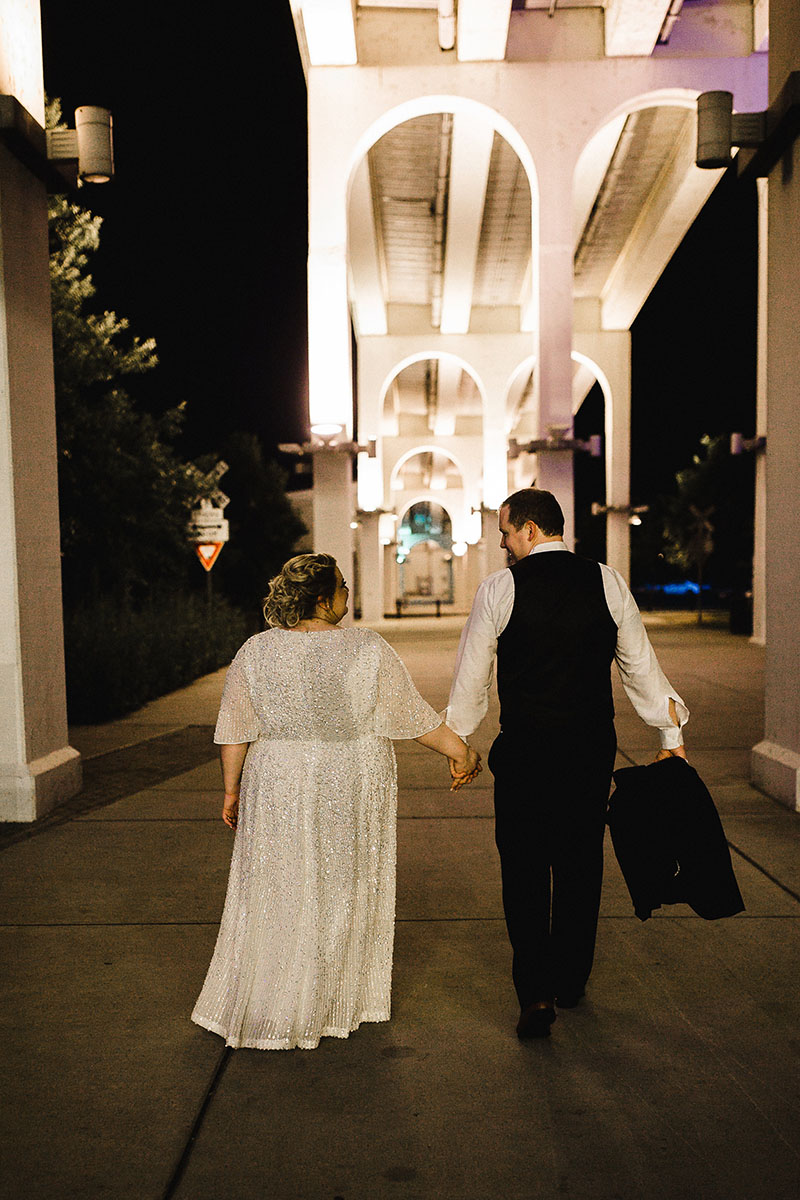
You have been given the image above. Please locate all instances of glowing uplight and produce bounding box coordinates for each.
[466,510,483,545]
[379,512,397,545]
[311,423,344,439]
[300,0,357,65]
[629,515,642,527]
[357,455,383,512]
[451,541,468,557]
[308,253,351,431]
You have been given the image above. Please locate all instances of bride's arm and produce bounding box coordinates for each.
[414,723,481,789]
[219,742,250,828]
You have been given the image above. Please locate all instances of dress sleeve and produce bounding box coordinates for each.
[373,636,442,741]
[214,650,260,744]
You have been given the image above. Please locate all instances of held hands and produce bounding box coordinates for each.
[449,745,482,791]
[222,792,239,829]
[653,746,688,764]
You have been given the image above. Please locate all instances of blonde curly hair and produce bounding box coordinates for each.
[262,553,339,628]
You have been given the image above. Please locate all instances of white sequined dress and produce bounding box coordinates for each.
[191,627,441,1050]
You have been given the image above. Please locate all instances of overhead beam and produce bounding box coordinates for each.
[604,0,673,58]
[573,114,627,247]
[600,111,724,329]
[348,157,387,336]
[433,356,462,436]
[456,0,513,62]
[439,114,495,334]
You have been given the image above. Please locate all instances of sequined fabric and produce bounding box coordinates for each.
[192,627,441,1050]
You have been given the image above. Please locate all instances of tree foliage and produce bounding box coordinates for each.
[212,432,306,621]
[47,102,217,609]
[661,434,754,590]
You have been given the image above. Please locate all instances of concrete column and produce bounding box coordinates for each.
[0,144,81,820]
[307,79,353,435]
[311,447,355,623]
[751,11,800,809]
[574,329,632,580]
[537,183,576,547]
[750,177,768,646]
[383,542,399,614]
[480,508,507,578]
[357,511,383,622]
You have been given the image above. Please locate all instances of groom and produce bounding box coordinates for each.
[446,488,687,1038]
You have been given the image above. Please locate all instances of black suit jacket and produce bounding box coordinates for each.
[607,757,745,921]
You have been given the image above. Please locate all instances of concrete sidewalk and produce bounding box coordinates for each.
[2,615,800,1199]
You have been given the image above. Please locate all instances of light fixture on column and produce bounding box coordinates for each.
[730,433,766,455]
[509,430,602,458]
[592,502,649,527]
[46,106,114,184]
[696,77,800,178]
[451,541,468,557]
[438,0,456,50]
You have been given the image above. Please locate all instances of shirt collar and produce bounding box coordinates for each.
[528,541,568,556]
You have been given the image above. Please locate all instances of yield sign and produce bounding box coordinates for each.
[195,542,224,572]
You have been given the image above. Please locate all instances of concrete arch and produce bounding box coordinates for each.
[378,351,487,417]
[389,444,466,492]
[504,355,537,435]
[571,350,612,415]
[397,494,456,530]
[345,95,539,215]
[573,88,701,251]
[345,96,540,348]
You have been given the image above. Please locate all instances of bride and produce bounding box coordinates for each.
[192,552,480,1050]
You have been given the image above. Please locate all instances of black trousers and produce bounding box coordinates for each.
[489,725,617,1007]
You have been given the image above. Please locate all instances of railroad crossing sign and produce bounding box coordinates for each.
[188,463,230,572]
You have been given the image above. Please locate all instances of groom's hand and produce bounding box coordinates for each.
[449,747,482,791]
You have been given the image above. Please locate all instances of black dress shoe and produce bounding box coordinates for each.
[516,1002,556,1039]
[555,989,585,1009]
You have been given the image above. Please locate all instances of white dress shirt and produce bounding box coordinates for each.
[445,542,688,749]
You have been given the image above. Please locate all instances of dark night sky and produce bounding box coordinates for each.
[40,0,310,454]
[39,2,757,500]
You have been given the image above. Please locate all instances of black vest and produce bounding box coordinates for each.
[496,551,618,736]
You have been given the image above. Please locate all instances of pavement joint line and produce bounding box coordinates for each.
[726,840,800,906]
[2,914,797,929]
[161,1045,232,1200]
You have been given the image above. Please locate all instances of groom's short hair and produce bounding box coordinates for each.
[502,488,565,537]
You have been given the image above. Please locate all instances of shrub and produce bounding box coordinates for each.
[64,592,251,723]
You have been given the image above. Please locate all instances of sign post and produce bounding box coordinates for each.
[187,465,230,612]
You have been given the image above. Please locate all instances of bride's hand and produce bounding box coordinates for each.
[449,746,482,791]
[222,793,239,829]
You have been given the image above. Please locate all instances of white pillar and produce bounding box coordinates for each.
[481,507,507,577]
[603,338,631,582]
[574,329,632,580]
[357,511,383,622]
[307,79,353,436]
[311,448,355,622]
[537,181,576,546]
[0,144,81,820]
[750,177,768,646]
[751,15,800,809]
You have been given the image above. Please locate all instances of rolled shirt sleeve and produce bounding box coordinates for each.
[601,565,689,749]
[445,569,514,738]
